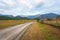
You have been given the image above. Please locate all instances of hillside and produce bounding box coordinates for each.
[0,14,29,20]
[0,13,59,20]
[34,13,59,19]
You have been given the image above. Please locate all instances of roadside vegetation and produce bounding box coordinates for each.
[0,20,33,29]
[20,21,60,40]
[43,20,60,28]
[38,22,60,40]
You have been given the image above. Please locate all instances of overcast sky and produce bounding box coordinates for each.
[0,0,60,16]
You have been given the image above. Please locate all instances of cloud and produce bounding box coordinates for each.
[0,0,43,15]
[2,0,16,6]
[0,0,60,16]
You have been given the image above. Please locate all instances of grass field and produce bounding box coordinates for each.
[0,20,33,29]
[38,23,60,40]
[0,20,60,40]
[44,20,60,25]
[43,20,60,29]
[20,22,60,40]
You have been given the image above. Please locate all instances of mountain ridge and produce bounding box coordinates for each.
[0,13,59,20]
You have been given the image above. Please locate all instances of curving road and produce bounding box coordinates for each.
[0,22,33,40]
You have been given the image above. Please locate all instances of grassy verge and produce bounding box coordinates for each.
[38,22,60,40]
[43,21,60,29]
[20,22,42,40]
[0,20,33,29]
[19,21,60,40]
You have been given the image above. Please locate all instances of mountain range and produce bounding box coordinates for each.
[26,13,59,19]
[0,13,59,20]
[0,14,28,20]
[38,13,59,19]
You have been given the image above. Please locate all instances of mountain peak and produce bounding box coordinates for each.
[39,13,59,19]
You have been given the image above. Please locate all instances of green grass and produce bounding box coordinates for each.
[38,23,60,40]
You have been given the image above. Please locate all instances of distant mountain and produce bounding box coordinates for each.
[15,16,28,20]
[26,13,59,19]
[26,14,40,19]
[27,16,36,19]
[0,14,14,20]
[0,14,29,20]
[0,13,59,20]
[0,14,7,16]
[37,13,59,19]
[0,14,3,16]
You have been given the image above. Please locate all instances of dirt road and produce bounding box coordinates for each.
[0,22,33,40]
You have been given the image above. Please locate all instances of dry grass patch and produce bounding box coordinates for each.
[20,22,43,40]
[0,20,32,29]
[38,23,60,40]
[20,22,60,40]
